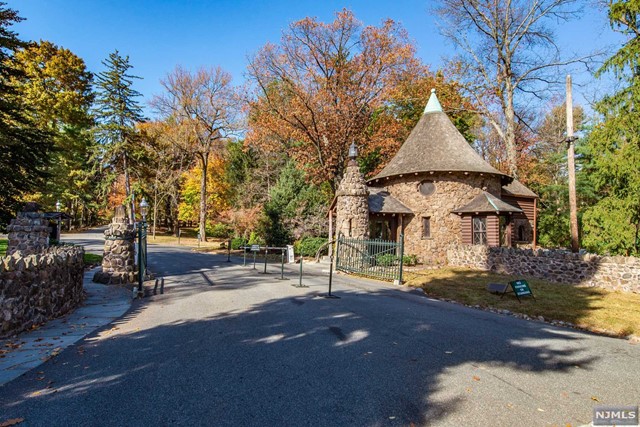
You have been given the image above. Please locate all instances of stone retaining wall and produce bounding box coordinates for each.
[0,245,85,338]
[447,245,640,294]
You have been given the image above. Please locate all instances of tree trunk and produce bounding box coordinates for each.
[504,84,518,178]
[123,151,135,224]
[199,153,208,242]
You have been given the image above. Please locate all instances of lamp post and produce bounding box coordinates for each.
[137,198,149,296]
[139,198,149,222]
[348,142,358,160]
[55,200,62,242]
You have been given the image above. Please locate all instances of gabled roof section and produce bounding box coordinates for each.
[370,90,511,184]
[452,192,522,214]
[502,179,538,198]
[368,187,413,214]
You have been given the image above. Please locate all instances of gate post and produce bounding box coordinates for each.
[397,233,405,285]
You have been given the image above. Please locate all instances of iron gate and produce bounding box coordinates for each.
[335,234,404,283]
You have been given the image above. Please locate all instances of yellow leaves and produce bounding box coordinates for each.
[178,155,230,223]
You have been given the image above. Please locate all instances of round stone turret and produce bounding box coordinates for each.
[335,159,369,239]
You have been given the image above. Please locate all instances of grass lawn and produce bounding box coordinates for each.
[405,267,640,339]
[83,252,103,266]
[146,228,227,249]
[0,238,7,256]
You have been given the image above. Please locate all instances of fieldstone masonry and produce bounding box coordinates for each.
[447,244,640,294]
[379,171,503,265]
[93,206,136,285]
[335,160,370,239]
[0,245,85,338]
[6,202,51,256]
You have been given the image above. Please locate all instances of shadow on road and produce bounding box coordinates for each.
[0,279,603,426]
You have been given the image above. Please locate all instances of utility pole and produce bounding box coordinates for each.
[566,75,579,253]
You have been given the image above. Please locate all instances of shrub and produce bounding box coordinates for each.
[376,254,397,267]
[207,222,232,239]
[402,254,418,266]
[295,237,328,257]
[231,237,247,250]
[248,231,265,246]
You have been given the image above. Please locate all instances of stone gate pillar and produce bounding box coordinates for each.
[6,202,51,256]
[93,206,136,285]
[335,157,369,239]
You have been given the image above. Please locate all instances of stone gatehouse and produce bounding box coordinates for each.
[330,89,538,265]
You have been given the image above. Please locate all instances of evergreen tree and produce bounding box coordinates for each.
[582,0,640,256]
[93,50,145,222]
[259,160,329,246]
[0,3,52,228]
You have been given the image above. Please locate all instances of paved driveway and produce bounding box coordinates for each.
[0,239,638,426]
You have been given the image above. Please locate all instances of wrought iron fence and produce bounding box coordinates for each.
[335,234,404,283]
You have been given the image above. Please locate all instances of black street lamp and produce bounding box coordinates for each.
[137,197,149,297]
[55,200,62,241]
[139,198,149,222]
[348,142,358,160]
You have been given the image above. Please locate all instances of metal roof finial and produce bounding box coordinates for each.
[424,88,443,114]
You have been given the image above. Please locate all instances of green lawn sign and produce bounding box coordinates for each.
[486,280,535,303]
[509,279,535,302]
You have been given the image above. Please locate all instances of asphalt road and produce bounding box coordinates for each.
[1,231,638,426]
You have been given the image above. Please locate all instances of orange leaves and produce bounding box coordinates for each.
[246,9,420,189]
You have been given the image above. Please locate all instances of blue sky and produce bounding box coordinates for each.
[6,0,621,116]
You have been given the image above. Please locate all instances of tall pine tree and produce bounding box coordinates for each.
[0,3,52,228]
[93,50,145,222]
[582,1,640,255]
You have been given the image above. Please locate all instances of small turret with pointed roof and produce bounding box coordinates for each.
[335,142,369,238]
[369,89,511,185]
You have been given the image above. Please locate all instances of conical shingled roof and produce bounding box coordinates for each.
[370,90,511,184]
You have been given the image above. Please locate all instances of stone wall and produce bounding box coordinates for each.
[375,171,503,265]
[447,244,640,293]
[0,245,85,338]
[335,160,370,239]
[6,208,51,256]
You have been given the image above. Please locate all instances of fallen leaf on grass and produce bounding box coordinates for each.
[0,418,24,426]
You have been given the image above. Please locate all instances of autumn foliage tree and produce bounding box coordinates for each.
[152,66,239,241]
[11,40,95,221]
[246,9,420,190]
